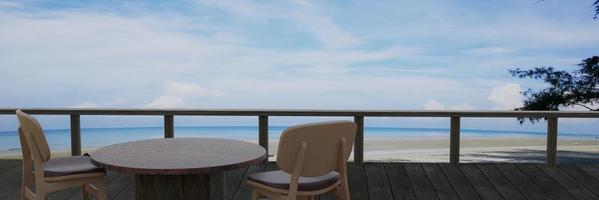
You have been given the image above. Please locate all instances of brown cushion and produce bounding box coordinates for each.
[248,170,339,191]
[44,156,105,177]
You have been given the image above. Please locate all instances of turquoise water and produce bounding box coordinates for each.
[0,126,597,152]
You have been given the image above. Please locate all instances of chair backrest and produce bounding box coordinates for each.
[276,121,356,177]
[16,110,51,162]
[17,127,32,163]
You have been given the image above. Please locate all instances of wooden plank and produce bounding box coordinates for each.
[477,164,525,200]
[516,164,574,200]
[438,163,481,200]
[560,165,599,197]
[347,163,369,200]
[404,163,438,200]
[538,164,597,199]
[495,163,547,200]
[546,117,558,166]
[364,163,393,200]
[353,116,364,164]
[384,163,416,200]
[0,164,23,199]
[5,108,599,118]
[46,188,78,200]
[232,163,267,200]
[259,116,268,158]
[422,163,459,200]
[70,114,81,156]
[0,160,22,177]
[576,164,599,183]
[164,115,174,138]
[6,160,599,200]
[449,116,460,166]
[459,164,503,200]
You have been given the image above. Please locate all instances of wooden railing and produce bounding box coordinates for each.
[2,108,599,166]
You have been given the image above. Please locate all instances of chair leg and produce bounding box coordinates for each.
[251,190,260,200]
[81,185,89,200]
[35,191,46,200]
[337,186,350,200]
[20,184,27,200]
[21,173,33,200]
[94,179,107,200]
[297,195,313,200]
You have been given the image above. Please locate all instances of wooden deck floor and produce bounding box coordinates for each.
[2,159,599,200]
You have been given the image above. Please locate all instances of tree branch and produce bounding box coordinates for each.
[574,103,598,111]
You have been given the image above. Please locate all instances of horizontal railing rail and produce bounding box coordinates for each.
[2,108,599,166]
[2,108,599,117]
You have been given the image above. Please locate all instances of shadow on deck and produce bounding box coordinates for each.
[2,159,599,200]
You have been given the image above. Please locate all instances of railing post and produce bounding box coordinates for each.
[450,116,460,166]
[70,114,81,156]
[354,116,364,164]
[164,115,174,138]
[547,117,558,167]
[259,116,269,158]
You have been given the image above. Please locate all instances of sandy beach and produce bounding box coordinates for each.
[3,137,599,163]
[268,137,599,163]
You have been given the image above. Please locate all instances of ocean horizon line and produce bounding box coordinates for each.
[1,125,598,153]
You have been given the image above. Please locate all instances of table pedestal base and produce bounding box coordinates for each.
[135,172,225,200]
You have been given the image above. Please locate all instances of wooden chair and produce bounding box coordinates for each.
[16,110,107,200]
[247,121,356,200]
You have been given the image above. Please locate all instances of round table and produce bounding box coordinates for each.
[90,138,267,200]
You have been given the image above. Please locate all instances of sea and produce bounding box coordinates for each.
[1,126,598,153]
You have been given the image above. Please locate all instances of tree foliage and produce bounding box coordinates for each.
[509,0,599,124]
[511,56,599,112]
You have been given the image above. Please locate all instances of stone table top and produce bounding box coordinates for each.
[90,138,267,175]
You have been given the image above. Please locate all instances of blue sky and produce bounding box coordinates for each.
[1,0,599,133]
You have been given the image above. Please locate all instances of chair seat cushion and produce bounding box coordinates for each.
[248,170,339,191]
[44,156,105,177]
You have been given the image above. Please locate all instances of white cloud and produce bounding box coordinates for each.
[423,99,445,110]
[0,1,20,9]
[0,8,422,110]
[360,2,599,49]
[423,99,474,110]
[487,83,523,110]
[291,4,361,49]
[69,98,132,108]
[198,0,274,18]
[449,104,474,110]
[145,96,184,108]
[145,81,225,108]
[163,81,225,98]
[198,0,361,49]
[465,47,515,55]
[69,102,99,108]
